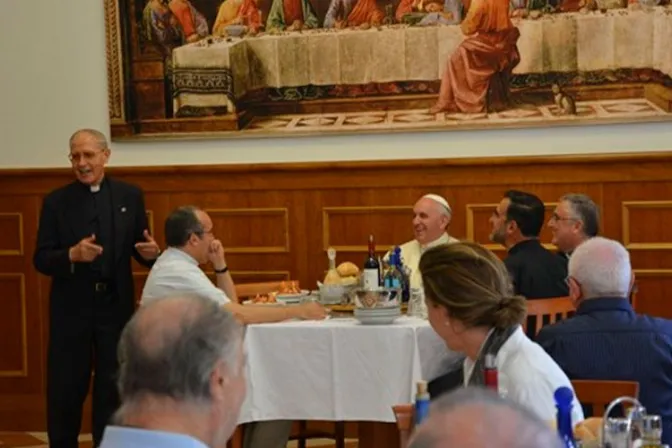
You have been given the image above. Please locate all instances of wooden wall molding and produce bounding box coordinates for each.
[622,200,672,250]
[0,273,28,378]
[2,151,672,430]
[322,206,411,252]
[205,208,290,253]
[0,213,24,256]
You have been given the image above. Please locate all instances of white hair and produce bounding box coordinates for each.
[568,237,631,298]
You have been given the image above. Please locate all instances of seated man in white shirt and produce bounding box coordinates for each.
[390,194,459,289]
[408,387,564,448]
[141,205,326,323]
[100,294,246,448]
[141,205,326,448]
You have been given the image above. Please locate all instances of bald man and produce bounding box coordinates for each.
[101,294,246,447]
[390,194,459,290]
[408,387,563,448]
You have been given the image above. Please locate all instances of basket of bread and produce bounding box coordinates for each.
[318,248,361,305]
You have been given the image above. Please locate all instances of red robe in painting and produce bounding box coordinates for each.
[347,0,384,26]
[429,0,520,114]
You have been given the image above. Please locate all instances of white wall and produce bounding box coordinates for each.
[1,0,671,169]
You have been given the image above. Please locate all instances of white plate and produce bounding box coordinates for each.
[355,314,400,325]
[242,300,286,306]
[276,290,310,303]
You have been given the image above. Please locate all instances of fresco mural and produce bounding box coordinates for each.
[104,0,672,140]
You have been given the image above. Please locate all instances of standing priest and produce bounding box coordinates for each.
[33,129,161,448]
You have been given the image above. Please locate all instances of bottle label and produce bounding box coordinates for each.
[363,269,379,289]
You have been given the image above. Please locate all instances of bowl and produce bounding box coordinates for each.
[318,283,347,305]
[225,25,247,37]
[352,288,400,309]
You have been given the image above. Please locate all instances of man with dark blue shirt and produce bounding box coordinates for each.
[537,237,672,444]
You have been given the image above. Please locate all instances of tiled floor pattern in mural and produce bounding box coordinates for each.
[244,99,667,133]
[0,432,358,448]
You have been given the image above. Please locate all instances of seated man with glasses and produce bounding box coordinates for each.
[141,205,327,448]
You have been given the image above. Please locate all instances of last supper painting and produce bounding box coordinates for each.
[104,0,672,140]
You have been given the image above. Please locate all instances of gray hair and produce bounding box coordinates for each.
[409,388,562,448]
[116,294,242,407]
[568,236,631,298]
[560,193,599,237]
[69,128,109,150]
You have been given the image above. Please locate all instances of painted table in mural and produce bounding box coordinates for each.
[171,7,672,114]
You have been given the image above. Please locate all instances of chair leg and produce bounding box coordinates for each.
[298,420,307,448]
[335,421,345,448]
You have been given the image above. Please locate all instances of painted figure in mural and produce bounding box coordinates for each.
[168,0,209,43]
[323,0,385,28]
[213,0,263,35]
[265,0,319,30]
[142,0,182,53]
[418,0,463,25]
[428,0,520,114]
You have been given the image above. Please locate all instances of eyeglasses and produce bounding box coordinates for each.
[550,213,578,223]
[68,151,105,163]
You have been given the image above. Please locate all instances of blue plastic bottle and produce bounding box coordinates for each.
[415,380,431,426]
[554,386,577,448]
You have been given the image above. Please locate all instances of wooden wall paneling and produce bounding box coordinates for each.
[1,153,672,431]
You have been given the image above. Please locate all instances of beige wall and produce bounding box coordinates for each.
[1,0,671,169]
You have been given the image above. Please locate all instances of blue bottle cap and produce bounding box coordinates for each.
[554,386,574,407]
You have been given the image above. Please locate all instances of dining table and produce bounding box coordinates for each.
[234,314,463,447]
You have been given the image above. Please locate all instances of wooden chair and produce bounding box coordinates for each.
[392,404,415,448]
[227,426,244,448]
[524,296,575,337]
[234,280,346,448]
[571,379,640,416]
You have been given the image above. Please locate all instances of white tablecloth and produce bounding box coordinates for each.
[237,316,462,423]
[172,7,672,112]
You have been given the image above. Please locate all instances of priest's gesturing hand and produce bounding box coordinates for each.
[135,229,161,261]
[69,234,103,262]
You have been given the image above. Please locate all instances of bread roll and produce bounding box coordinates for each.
[337,261,360,278]
[339,276,359,286]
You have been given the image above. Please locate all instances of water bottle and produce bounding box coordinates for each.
[554,386,577,448]
[415,380,431,426]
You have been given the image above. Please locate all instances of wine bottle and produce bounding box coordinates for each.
[554,386,577,448]
[484,354,498,392]
[363,234,380,290]
[415,380,431,426]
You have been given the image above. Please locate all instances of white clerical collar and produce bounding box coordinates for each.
[90,177,105,193]
[420,233,451,251]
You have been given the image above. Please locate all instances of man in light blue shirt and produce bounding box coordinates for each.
[99,294,246,448]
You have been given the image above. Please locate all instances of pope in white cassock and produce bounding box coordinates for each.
[389,194,460,289]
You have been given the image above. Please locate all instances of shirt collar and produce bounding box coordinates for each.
[507,238,542,255]
[100,426,209,448]
[164,247,199,266]
[576,297,634,316]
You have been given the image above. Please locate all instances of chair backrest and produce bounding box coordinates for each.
[392,404,415,448]
[525,296,575,336]
[234,280,299,300]
[571,379,640,416]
